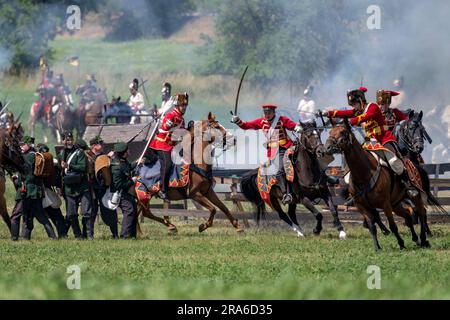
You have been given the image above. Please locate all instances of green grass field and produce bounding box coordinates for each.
[0,220,449,299]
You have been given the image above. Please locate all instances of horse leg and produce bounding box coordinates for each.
[393,204,419,245]
[371,208,390,235]
[413,198,430,248]
[323,191,346,239]
[358,205,381,251]
[205,188,242,231]
[287,203,305,236]
[298,196,323,235]
[0,195,11,232]
[140,202,177,234]
[191,194,217,233]
[384,205,406,249]
[271,196,304,237]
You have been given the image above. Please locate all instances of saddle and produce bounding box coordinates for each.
[135,160,190,206]
[256,147,296,209]
[343,141,422,191]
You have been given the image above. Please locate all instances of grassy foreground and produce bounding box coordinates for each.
[0,219,449,299]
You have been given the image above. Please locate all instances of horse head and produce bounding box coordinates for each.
[298,120,325,158]
[402,110,425,154]
[325,119,354,155]
[183,112,235,165]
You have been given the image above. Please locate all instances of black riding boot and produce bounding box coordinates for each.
[278,176,293,205]
[401,171,419,198]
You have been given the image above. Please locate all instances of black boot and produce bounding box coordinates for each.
[43,223,57,239]
[10,221,20,241]
[401,172,419,198]
[70,216,82,239]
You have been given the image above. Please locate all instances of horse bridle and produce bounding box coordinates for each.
[299,127,323,154]
[399,120,423,153]
[327,126,355,153]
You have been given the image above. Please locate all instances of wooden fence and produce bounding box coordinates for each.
[144,163,450,224]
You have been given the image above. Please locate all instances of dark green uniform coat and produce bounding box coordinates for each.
[110,156,135,193]
[57,148,89,196]
[18,151,44,200]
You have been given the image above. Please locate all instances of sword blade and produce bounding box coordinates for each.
[234,65,249,115]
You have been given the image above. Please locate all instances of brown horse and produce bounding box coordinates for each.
[0,116,25,234]
[76,89,107,136]
[136,112,242,233]
[324,120,430,250]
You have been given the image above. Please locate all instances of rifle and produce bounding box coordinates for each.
[126,120,154,145]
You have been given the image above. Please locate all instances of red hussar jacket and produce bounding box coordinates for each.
[236,115,297,159]
[149,108,185,152]
[328,102,397,145]
[383,108,408,132]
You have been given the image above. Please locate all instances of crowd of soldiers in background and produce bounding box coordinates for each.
[9,131,140,241]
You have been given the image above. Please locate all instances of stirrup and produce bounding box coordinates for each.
[406,187,419,198]
[344,197,354,206]
[282,193,293,205]
[158,191,170,202]
[326,175,340,185]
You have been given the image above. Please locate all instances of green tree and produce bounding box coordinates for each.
[0,0,102,75]
[197,0,360,87]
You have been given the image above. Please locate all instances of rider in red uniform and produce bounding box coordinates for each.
[324,86,418,197]
[231,104,302,204]
[149,93,188,201]
[376,89,408,133]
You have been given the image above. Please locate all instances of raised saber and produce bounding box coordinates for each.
[231,65,249,116]
[0,100,11,115]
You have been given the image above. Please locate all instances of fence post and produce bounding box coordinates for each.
[434,163,440,197]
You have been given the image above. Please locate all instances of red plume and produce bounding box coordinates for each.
[359,86,368,92]
[387,90,400,96]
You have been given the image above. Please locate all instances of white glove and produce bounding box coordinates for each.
[231,115,241,123]
[294,124,303,133]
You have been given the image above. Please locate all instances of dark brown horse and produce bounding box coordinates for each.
[240,121,346,238]
[0,115,25,234]
[324,120,430,250]
[136,112,242,233]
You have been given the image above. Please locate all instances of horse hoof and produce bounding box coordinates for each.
[168,226,178,234]
[313,228,322,235]
[339,230,347,240]
[199,223,209,233]
[296,230,305,237]
[421,241,431,248]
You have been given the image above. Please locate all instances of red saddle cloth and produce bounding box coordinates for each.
[403,158,423,191]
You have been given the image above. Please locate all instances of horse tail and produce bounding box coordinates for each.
[240,168,266,223]
[417,166,448,215]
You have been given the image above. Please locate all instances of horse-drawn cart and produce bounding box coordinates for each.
[82,122,157,162]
